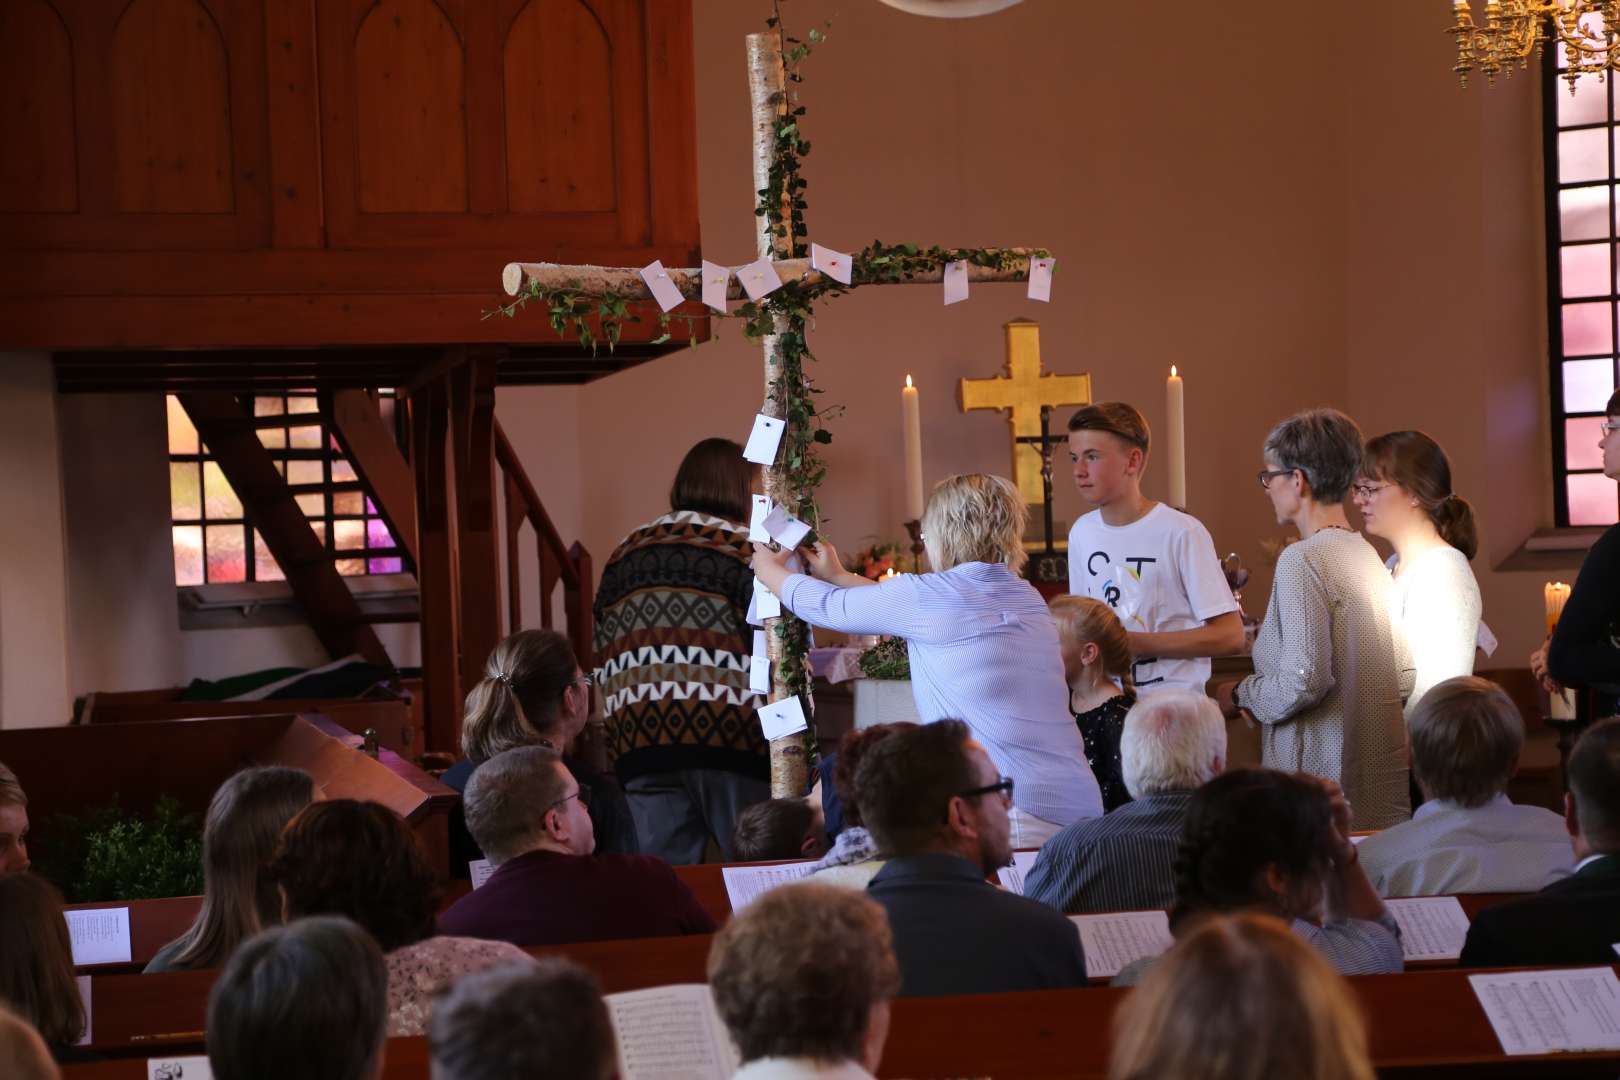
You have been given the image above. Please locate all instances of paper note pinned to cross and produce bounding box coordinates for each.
[1027,256,1055,303]
[758,695,809,741]
[638,259,686,313]
[761,504,812,551]
[943,259,969,305]
[754,576,782,619]
[742,414,785,465]
[749,494,773,541]
[701,259,732,313]
[749,655,771,694]
[739,257,785,301]
[811,243,853,286]
[753,629,768,659]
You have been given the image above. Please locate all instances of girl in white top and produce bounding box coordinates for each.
[1352,431,1483,720]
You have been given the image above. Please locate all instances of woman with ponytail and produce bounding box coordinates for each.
[1050,595,1137,811]
[1353,431,1483,719]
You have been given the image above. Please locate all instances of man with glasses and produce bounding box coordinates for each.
[438,746,715,946]
[859,721,1087,997]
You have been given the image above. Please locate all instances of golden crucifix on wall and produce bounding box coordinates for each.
[957,319,1091,511]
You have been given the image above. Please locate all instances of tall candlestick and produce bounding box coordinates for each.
[1166,365,1186,508]
[1544,581,1572,637]
[902,375,925,522]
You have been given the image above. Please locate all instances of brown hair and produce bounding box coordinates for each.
[0,762,25,808]
[670,437,754,522]
[1362,430,1479,560]
[165,766,316,970]
[0,1002,58,1080]
[1609,388,1620,417]
[1068,401,1151,454]
[709,883,900,1065]
[1108,912,1375,1080]
[461,629,578,764]
[1408,677,1523,808]
[732,799,817,862]
[463,745,572,864]
[855,719,980,855]
[0,874,83,1048]
[832,723,915,829]
[1049,595,1136,702]
[1568,715,1620,849]
[270,800,438,952]
[430,960,615,1080]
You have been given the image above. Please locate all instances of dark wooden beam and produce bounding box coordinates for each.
[409,378,460,755]
[451,353,503,694]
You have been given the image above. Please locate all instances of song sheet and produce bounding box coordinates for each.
[65,906,132,966]
[1070,910,1174,980]
[995,849,1040,896]
[721,861,816,913]
[1469,967,1620,1055]
[146,1056,214,1080]
[608,984,737,1079]
[468,859,495,889]
[1384,895,1471,961]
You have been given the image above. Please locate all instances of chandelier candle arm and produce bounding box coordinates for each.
[1450,0,1620,90]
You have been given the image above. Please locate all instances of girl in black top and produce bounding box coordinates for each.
[1051,595,1137,811]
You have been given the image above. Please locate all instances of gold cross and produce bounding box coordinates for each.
[957,319,1091,506]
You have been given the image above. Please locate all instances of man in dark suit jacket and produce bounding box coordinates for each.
[859,719,1087,997]
[438,746,715,946]
[1460,716,1620,968]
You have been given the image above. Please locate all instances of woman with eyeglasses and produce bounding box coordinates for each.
[441,629,638,874]
[1351,430,1483,721]
[1212,410,1413,830]
[1533,389,1620,719]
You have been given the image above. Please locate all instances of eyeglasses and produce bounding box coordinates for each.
[1603,421,1620,436]
[548,787,590,814]
[1350,481,1391,500]
[1257,468,1297,490]
[574,672,596,690]
[957,776,1015,806]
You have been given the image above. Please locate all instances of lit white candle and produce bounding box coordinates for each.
[902,375,925,521]
[1166,365,1186,508]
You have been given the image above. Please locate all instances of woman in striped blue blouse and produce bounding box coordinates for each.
[752,473,1103,846]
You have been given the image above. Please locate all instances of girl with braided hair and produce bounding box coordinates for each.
[1051,595,1137,811]
[1113,768,1402,985]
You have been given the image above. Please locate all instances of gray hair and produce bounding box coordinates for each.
[1120,691,1227,797]
[1263,408,1365,503]
[1408,677,1523,808]
[921,473,1028,574]
[463,746,569,865]
[429,960,615,1080]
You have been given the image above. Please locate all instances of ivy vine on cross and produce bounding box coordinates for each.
[494,13,1052,797]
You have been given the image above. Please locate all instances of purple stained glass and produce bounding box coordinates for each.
[1561,129,1610,183]
[1562,243,1612,298]
[1564,358,1617,412]
[1562,302,1614,355]
[367,519,394,550]
[369,558,404,574]
[1568,472,1620,525]
[1567,417,1610,470]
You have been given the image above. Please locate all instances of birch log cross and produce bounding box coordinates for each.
[502,31,1050,798]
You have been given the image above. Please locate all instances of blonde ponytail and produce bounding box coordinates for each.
[460,630,578,763]
[1049,595,1137,703]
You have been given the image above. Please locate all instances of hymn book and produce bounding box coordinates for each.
[608,984,738,1079]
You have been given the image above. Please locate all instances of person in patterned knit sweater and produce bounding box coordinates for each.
[593,438,770,864]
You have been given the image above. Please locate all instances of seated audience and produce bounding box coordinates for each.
[858,720,1087,997]
[732,796,828,863]
[1050,595,1138,812]
[0,1004,58,1080]
[207,916,387,1080]
[0,874,84,1062]
[1359,676,1570,896]
[147,765,316,973]
[438,745,716,945]
[1108,912,1375,1080]
[429,960,616,1080]
[269,799,531,1036]
[0,761,30,874]
[811,723,913,889]
[1117,768,1401,984]
[1027,690,1226,913]
[1461,716,1620,967]
[708,883,900,1079]
[444,629,637,876]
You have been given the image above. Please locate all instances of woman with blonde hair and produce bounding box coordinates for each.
[0,874,85,1061]
[145,766,315,973]
[0,761,30,875]
[753,473,1102,844]
[1050,595,1136,811]
[1108,912,1375,1080]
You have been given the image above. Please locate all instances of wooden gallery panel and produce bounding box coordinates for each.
[318,0,661,249]
[0,0,270,250]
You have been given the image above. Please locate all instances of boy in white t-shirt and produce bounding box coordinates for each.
[1066,402,1243,694]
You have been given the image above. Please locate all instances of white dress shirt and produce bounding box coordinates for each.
[1357,794,1572,896]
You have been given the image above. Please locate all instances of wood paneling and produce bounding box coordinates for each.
[504,0,616,213]
[0,0,77,212]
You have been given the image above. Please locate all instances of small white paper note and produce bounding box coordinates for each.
[609,984,738,1079]
[811,243,852,286]
[749,656,771,695]
[468,859,495,889]
[1477,620,1499,658]
[147,1056,213,1080]
[1070,911,1174,980]
[638,260,686,314]
[752,629,768,660]
[721,861,816,912]
[749,495,773,542]
[739,257,784,301]
[746,592,761,627]
[742,413,785,466]
[757,696,809,741]
[943,259,969,305]
[1385,896,1471,962]
[761,505,812,551]
[753,577,781,620]
[701,259,731,313]
[1469,967,1620,1055]
[76,975,91,1046]
[66,907,132,966]
[1027,256,1055,302]
[995,849,1041,896]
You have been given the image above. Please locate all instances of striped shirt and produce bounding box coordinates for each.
[781,563,1103,826]
[1024,791,1190,913]
[1113,911,1404,985]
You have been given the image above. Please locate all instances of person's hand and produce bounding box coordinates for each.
[802,540,847,582]
[1530,642,1564,694]
[1311,776,1356,864]
[750,542,794,579]
[1212,680,1240,719]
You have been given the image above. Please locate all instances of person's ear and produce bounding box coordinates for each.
[1079,641,1101,667]
[544,806,567,843]
[945,795,976,840]
[799,831,819,857]
[1126,447,1145,476]
[1262,863,1289,905]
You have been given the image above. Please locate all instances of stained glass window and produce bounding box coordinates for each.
[166,391,405,585]
[1547,51,1620,526]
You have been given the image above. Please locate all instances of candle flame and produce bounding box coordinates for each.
[905,374,914,389]
[1170,365,1178,377]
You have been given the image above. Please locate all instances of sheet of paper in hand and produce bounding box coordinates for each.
[1027,256,1055,302]
[739,257,785,301]
[757,696,808,741]
[701,260,732,313]
[1106,563,1149,631]
[638,260,686,313]
[721,861,817,913]
[762,504,812,551]
[943,259,969,305]
[66,907,132,966]
[742,414,785,466]
[608,984,739,1080]
[1070,910,1174,980]
[468,859,496,889]
[995,849,1040,896]
[811,243,853,286]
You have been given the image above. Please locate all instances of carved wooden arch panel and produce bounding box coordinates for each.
[504,0,615,214]
[0,0,78,213]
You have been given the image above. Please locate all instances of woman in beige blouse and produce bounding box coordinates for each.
[1213,409,1414,830]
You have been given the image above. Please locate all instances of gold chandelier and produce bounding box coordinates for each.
[1450,0,1620,90]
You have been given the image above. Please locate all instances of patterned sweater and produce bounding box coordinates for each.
[593,511,768,782]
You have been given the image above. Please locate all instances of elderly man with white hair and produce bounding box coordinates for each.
[1025,690,1226,913]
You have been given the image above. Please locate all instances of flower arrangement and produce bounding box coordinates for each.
[858,635,911,680]
[849,540,902,581]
